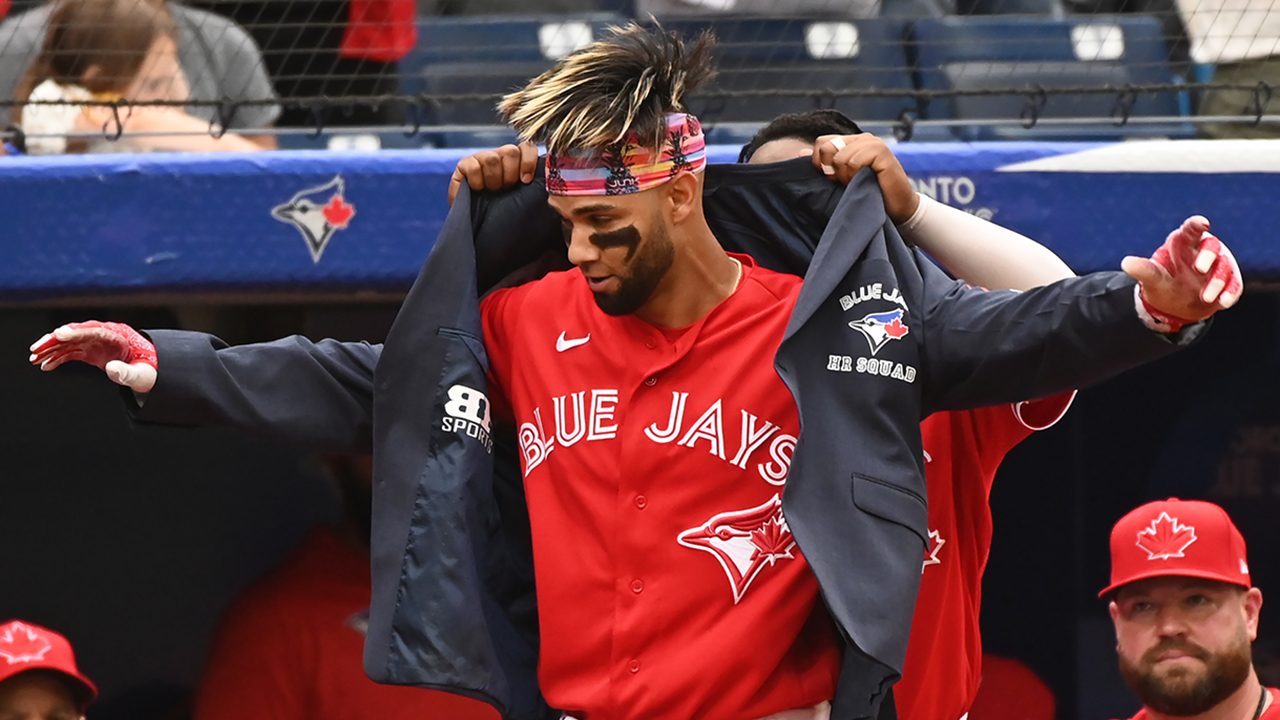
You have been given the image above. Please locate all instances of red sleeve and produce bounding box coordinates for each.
[192,594,314,720]
[1013,391,1077,432]
[969,655,1056,720]
[0,1,10,20]
[965,391,1074,470]
[480,285,531,424]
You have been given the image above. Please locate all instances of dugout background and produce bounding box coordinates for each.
[2,291,1277,720]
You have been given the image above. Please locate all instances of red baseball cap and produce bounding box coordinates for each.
[1100,498,1251,598]
[0,620,97,710]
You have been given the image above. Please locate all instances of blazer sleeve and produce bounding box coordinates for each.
[128,329,379,454]
[917,256,1205,415]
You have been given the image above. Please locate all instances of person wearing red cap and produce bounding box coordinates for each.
[0,620,96,720]
[1104,499,1278,720]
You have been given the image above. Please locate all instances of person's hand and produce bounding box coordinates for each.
[1121,215,1243,332]
[809,134,919,224]
[29,321,158,392]
[448,142,539,207]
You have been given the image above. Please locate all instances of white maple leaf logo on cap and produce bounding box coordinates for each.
[1136,512,1198,560]
[0,622,52,665]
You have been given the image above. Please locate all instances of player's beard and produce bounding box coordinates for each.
[592,221,675,316]
[1118,629,1253,715]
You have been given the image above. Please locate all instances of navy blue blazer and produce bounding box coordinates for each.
[132,160,1202,720]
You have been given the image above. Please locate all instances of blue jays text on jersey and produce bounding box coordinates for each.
[517,388,796,483]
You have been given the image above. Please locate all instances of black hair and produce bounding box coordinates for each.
[737,109,863,163]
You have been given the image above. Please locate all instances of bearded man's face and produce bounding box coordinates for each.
[1111,578,1261,715]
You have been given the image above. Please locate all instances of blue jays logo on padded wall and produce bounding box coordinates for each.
[271,175,356,263]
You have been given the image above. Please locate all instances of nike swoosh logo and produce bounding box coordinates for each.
[556,332,591,352]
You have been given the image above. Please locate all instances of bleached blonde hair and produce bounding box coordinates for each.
[498,23,716,155]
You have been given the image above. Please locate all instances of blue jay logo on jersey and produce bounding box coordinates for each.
[849,309,911,356]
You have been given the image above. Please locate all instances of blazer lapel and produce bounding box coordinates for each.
[784,168,886,341]
[778,166,890,340]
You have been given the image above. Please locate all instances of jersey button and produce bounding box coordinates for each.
[628,660,640,673]
[644,376,657,386]
[645,339,656,350]
[634,495,647,509]
[631,579,644,593]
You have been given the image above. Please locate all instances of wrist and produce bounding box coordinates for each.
[1134,284,1194,333]
[888,199,918,225]
[895,192,929,231]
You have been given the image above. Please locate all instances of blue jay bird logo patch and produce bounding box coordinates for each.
[271,176,356,263]
[849,309,911,356]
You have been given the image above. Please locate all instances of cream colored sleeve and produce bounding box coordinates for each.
[896,194,1076,291]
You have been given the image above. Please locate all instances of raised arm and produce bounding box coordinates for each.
[896,195,1075,290]
[916,215,1241,413]
[31,322,378,453]
[809,133,1075,291]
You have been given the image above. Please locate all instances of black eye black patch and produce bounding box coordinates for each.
[590,224,642,261]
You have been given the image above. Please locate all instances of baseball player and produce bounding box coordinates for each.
[451,109,1084,720]
[748,112,1075,720]
[30,25,1243,720]
[1104,499,1277,720]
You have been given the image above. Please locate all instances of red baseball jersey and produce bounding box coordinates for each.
[895,393,1075,720]
[193,528,499,720]
[481,255,840,720]
[1119,688,1280,720]
[967,654,1056,720]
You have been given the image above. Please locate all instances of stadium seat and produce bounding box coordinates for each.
[882,0,1064,18]
[652,18,919,140]
[911,15,1194,141]
[401,13,627,147]
[964,0,1064,15]
[274,132,434,151]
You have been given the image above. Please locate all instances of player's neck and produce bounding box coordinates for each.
[1145,673,1268,720]
[634,219,740,328]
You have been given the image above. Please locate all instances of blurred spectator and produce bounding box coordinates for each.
[1180,0,1280,138]
[11,0,264,153]
[967,654,1057,720]
[188,1,414,128]
[0,0,279,146]
[192,455,500,720]
[3,0,44,17]
[637,0,879,19]
[0,620,97,720]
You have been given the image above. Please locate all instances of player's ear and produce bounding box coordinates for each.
[666,170,700,225]
[1244,587,1263,640]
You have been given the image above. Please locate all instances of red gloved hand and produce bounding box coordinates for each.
[29,321,158,392]
[1121,215,1243,332]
